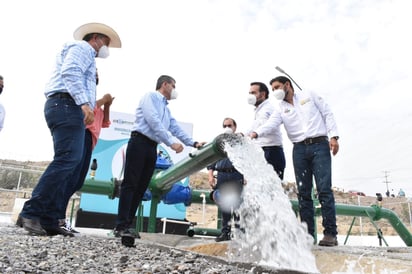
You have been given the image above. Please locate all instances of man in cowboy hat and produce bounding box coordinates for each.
[18,22,121,237]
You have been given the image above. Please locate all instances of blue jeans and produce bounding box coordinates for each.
[115,134,157,230]
[20,96,85,228]
[262,146,286,180]
[293,140,337,237]
[58,129,92,221]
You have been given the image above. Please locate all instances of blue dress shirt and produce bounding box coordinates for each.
[44,40,97,109]
[133,91,194,147]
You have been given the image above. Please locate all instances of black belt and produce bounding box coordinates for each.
[294,136,328,145]
[48,93,72,99]
[216,168,236,173]
[131,131,157,146]
[262,145,282,149]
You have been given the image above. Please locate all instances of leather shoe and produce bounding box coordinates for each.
[215,231,231,242]
[44,227,74,237]
[20,215,47,236]
[15,215,23,227]
[318,234,338,246]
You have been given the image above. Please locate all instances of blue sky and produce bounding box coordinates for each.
[1,0,412,197]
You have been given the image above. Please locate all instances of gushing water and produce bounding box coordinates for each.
[222,135,319,273]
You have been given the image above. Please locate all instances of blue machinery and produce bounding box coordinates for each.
[79,133,412,246]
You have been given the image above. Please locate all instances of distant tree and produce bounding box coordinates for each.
[0,159,45,189]
[0,169,41,189]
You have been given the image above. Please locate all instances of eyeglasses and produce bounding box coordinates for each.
[223,124,233,128]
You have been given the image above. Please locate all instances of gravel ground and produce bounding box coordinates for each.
[2,221,412,274]
[0,222,300,274]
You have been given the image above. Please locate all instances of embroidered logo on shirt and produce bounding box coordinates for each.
[284,108,291,113]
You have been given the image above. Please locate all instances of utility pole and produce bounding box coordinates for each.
[383,170,391,197]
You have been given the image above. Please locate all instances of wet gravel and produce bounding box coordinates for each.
[0,223,288,274]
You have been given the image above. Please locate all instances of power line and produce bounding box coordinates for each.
[382,170,391,197]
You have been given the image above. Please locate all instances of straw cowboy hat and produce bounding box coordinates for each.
[73,22,122,48]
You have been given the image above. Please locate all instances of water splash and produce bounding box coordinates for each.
[223,135,319,273]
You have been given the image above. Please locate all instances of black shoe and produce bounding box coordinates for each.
[44,227,74,237]
[120,228,141,239]
[20,216,47,236]
[119,228,139,247]
[16,215,23,227]
[215,231,231,242]
[113,227,140,238]
[121,235,135,247]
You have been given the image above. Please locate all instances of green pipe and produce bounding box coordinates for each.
[80,178,121,199]
[291,200,412,246]
[344,217,357,245]
[78,133,227,199]
[144,134,232,232]
[191,189,215,205]
[148,134,230,195]
[80,133,234,200]
[80,180,412,245]
[148,195,161,233]
[187,227,221,237]
[78,133,412,246]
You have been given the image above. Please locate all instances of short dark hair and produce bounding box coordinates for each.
[269,76,294,91]
[0,75,3,80]
[82,33,109,42]
[156,75,175,90]
[222,117,237,128]
[250,81,269,99]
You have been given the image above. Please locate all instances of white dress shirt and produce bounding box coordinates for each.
[246,99,282,146]
[255,89,339,143]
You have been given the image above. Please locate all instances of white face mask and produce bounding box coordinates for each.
[223,127,233,134]
[97,45,110,58]
[272,89,286,100]
[170,89,178,100]
[247,94,257,105]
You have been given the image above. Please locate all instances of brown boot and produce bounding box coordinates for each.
[318,234,338,246]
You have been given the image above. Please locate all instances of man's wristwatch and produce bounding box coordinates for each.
[193,141,199,148]
[331,136,339,141]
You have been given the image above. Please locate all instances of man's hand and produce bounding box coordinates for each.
[208,170,216,189]
[194,141,207,148]
[329,138,339,156]
[171,143,184,153]
[81,104,94,125]
[249,132,258,139]
[208,177,216,189]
